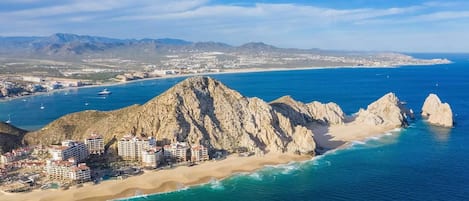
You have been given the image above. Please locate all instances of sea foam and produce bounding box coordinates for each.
[208,178,224,190]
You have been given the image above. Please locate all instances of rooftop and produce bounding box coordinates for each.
[86,133,103,140]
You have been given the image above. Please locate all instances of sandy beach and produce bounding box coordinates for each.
[0,120,400,201]
[0,65,407,201]
[0,153,311,201]
[313,123,398,150]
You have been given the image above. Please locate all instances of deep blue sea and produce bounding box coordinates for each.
[1,53,468,200]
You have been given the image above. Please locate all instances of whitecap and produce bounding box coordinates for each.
[208,178,224,190]
[248,172,262,181]
[175,182,187,191]
[280,163,300,174]
[176,186,189,192]
[392,128,402,132]
[367,136,380,140]
[351,140,365,145]
[264,161,302,175]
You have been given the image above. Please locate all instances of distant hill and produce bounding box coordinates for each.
[0,33,451,71]
[0,33,333,58]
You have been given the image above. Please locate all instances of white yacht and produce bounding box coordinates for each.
[5,114,11,124]
[98,88,112,95]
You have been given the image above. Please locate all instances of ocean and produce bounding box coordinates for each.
[1,53,468,200]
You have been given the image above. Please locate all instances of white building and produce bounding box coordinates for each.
[22,76,45,83]
[84,134,105,155]
[141,147,163,168]
[69,163,91,182]
[117,135,156,160]
[49,140,89,162]
[164,142,189,162]
[0,147,33,164]
[45,158,91,181]
[190,145,209,162]
[0,153,14,164]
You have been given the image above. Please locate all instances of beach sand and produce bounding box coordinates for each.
[313,122,397,150]
[0,66,404,201]
[0,153,311,201]
[0,121,400,201]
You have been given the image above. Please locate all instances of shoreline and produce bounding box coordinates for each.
[0,124,404,201]
[0,62,449,103]
[0,62,436,200]
[0,153,312,201]
[118,126,404,201]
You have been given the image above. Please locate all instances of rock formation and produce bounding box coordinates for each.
[421,94,453,128]
[270,96,345,125]
[25,77,317,155]
[355,93,409,127]
[22,77,412,155]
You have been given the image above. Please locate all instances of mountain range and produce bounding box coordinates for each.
[0,33,370,59]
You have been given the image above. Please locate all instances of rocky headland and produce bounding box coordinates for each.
[421,93,454,128]
[1,76,430,201]
[24,76,412,154]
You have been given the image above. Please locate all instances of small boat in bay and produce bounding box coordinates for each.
[5,114,11,124]
[98,88,112,95]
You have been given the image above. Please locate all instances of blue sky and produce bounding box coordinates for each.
[1,0,469,52]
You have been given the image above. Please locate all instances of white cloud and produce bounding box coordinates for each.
[0,1,468,51]
[112,3,420,24]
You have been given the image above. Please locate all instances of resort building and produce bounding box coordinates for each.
[0,168,6,179]
[49,140,89,162]
[117,135,156,160]
[190,145,209,162]
[69,163,92,182]
[141,147,164,168]
[164,142,189,162]
[0,153,14,164]
[45,158,91,181]
[84,134,105,155]
[0,147,32,164]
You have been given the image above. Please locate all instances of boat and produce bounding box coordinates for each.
[40,103,45,110]
[5,114,11,124]
[98,88,112,95]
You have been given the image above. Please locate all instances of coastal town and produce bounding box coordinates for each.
[0,49,450,100]
[0,133,213,193]
[0,76,456,201]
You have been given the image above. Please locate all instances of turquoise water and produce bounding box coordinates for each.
[1,54,468,200]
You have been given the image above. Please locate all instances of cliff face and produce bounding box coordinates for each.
[355,93,409,127]
[270,95,345,125]
[0,122,26,153]
[23,77,414,155]
[421,94,453,128]
[25,77,317,155]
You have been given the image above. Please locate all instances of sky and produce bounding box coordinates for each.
[1,0,469,52]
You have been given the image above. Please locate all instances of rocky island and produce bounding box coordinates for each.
[421,93,454,128]
[1,77,421,201]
